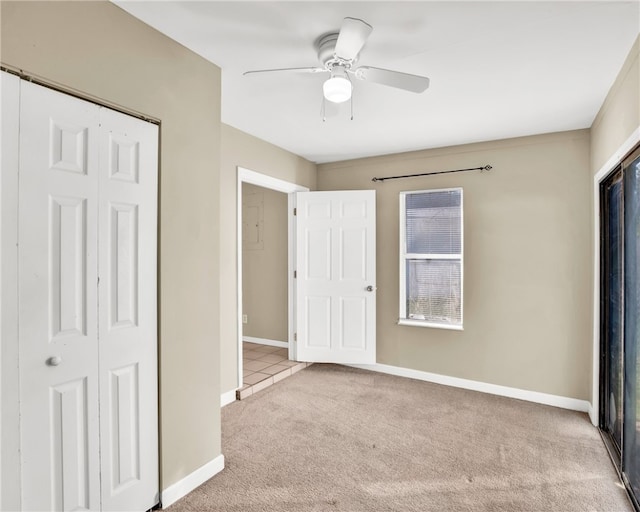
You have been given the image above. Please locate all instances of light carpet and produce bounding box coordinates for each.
[169,364,632,511]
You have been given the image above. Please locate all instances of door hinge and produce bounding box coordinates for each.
[294,332,297,342]
[293,207,297,216]
[294,270,297,278]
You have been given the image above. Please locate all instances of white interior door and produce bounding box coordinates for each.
[295,190,376,364]
[16,80,158,511]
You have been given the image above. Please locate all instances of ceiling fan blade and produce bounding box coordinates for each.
[353,66,430,93]
[334,17,373,61]
[244,67,326,76]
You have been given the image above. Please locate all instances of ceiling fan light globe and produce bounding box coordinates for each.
[323,76,352,103]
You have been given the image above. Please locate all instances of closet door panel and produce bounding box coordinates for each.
[18,81,101,512]
[16,79,159,512]
[98,108,159,512]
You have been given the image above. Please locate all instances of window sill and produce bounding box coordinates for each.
[397,318,464,331]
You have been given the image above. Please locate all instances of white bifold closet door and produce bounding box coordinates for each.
[17,80,158,511]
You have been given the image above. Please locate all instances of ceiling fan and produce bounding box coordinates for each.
[244,17,430,106]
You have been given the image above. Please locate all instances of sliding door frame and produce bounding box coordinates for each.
[592,127,640,425]
[593,129,640,512]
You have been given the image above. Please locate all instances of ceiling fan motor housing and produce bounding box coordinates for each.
[317,33,355,69]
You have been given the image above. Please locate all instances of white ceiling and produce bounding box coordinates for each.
[114,1,640,164]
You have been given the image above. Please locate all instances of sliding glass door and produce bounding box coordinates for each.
[601,168,624,452]
[623,150,640,504]
[601,146,640,510]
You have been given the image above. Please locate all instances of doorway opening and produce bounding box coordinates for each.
[236,168,309,399]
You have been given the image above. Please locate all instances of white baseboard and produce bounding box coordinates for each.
[348,363,591,413]
[161,454,225,509]
[588,402,598,426]
[221,388,237,407]
[243,336,288,348]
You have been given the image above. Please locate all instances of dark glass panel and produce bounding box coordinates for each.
[601,169,624,452]
[623,153,640,502]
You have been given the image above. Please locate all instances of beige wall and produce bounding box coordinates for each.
[242,183,289,341]
[220,124,316,395]
[1,1,222,491]
[319,130,592,400]
[591,34,640,175]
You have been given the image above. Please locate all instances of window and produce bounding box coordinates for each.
[399,188,463,329]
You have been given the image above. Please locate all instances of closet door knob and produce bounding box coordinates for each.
[47,356,62,366]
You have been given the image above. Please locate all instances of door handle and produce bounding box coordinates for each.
[366,285,376,292]
[46,356,62,366]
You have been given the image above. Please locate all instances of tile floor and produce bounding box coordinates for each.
[237,342,311,400]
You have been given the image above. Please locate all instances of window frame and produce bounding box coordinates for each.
[398,187,464,330]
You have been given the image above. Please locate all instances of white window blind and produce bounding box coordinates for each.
[400,188,463,329]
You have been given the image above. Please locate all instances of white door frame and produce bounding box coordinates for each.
[236,167,308,389]
[591,126,640,427]
[1,70,21,512]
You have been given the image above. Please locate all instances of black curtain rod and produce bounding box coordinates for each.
[371,165,492,182]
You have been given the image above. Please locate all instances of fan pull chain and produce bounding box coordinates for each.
[321,96,327,122]
[320,89,355,121]
[350,93,354,121]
